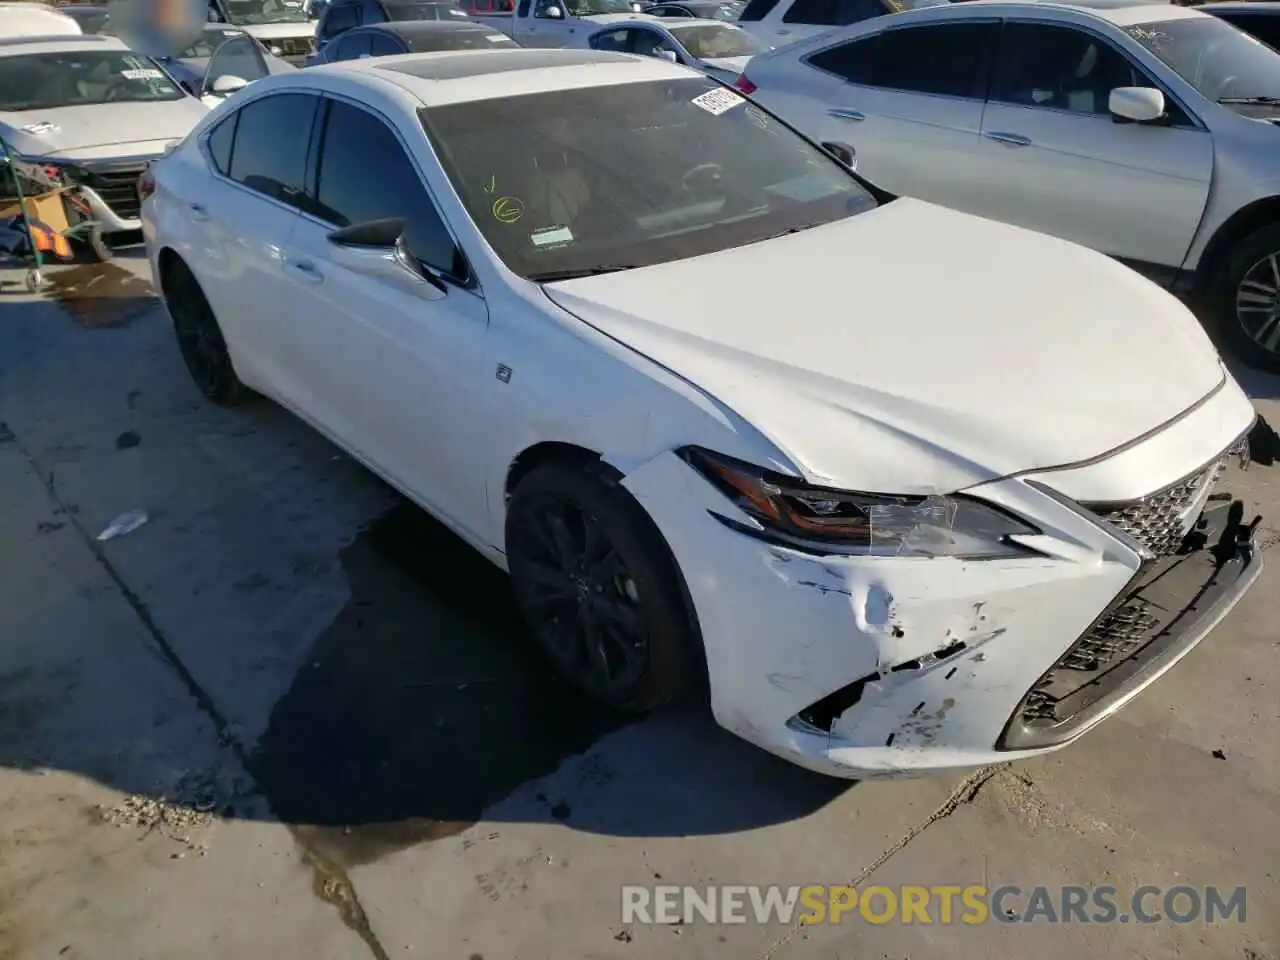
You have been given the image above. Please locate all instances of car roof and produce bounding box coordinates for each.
[303,47,695,105]
[355,19,500,36]
[891,0,1207,26]
[0,33,124,53]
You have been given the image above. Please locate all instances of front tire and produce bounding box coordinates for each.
[162,258,253,406]
[1209,222,1280,373]
[505,462,700,713]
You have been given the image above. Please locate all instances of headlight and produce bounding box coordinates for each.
[679,446,1040,559]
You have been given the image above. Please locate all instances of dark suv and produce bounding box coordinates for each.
[312,0,469,56]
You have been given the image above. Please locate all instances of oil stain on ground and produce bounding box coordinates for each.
[44,261,157,329]
[249,499,634,871]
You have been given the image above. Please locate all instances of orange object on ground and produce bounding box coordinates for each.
[27,218,73,260]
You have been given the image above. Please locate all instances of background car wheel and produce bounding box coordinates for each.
[162,258,254,406]
[1210,222,1280,373]
[505,461,701,713]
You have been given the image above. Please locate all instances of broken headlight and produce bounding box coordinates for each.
[679,446,1040,558]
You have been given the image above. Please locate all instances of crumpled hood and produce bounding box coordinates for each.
[579,12,662,22]
[697,54,752,75]
[0,98,208,158]
[235,20,317,39]
[544,199,1227,494]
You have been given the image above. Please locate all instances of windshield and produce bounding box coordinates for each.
[566,0,634,14]
[222,0,309,25]
[0,51,185,111]
[180,27,249,56]
[671,22,765,57]
[1126,17,1280,101]
[407,28,518,48]
[383,1,471,20]
[422,77,874,280]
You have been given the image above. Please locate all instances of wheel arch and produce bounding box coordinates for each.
[502,439,708,684]
[1194,195,1280,288]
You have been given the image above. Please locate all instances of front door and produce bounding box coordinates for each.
[802,20,998,211]
[284,96,494,536]
[977,21,1213,270]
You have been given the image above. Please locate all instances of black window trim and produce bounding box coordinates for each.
[994,16,1207,132]
[199,90,322,216]
[302,93,478,291]
[801,17,1001,103]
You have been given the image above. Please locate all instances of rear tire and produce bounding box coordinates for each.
[505,462,700,713]
[162,258,254,406]
[1207,222,1280,373]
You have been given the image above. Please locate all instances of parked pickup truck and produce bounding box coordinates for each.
[468,0,656,46]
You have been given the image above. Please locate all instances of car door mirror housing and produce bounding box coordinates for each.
[545,5,563,16]
[656,47,678,61]
[210,73,249,94]
[327,217,449,294]
[1109,86,1167,124]
[821,140,857,171]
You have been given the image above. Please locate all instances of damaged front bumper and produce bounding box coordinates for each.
[622,437,1261,779]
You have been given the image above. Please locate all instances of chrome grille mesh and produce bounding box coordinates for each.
[1085,437,1248,557]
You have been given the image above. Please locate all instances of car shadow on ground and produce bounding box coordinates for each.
[248,495,852,869]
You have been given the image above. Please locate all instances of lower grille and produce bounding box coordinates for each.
[80,162,150,221]
[1085,437,1248,557]
[1000,495,1261,750]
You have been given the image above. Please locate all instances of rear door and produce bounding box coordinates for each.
[977,20,1212,269]
[797,20,998,207]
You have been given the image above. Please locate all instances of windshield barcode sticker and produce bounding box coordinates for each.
[690,87,743,116]
[531,225,573,248]
[121,68,164,80]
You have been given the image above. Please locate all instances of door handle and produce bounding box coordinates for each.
[285,258,324,283]
[828,107,865,122]
[189,202,209,221]
[984,131,1031,147]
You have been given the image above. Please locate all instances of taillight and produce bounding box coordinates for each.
[137,167,156,202]
[733,73,757,95]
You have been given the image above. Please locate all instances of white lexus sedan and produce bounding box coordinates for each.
[141,49,1261,779]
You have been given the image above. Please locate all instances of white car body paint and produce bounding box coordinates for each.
[474,8,664,47]
[0,3,82,38]
[741,0,1280,290]
[143,51,1261,778]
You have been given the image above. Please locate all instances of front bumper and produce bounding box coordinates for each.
[622,424,1261,779]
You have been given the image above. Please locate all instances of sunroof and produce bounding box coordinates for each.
[377,48,625,81]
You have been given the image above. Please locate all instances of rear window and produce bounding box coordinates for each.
[382,1,471,19]
[422,77,874,280]
[405,27,518,48]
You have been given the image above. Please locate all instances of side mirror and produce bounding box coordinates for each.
[821,140,857,171]
[327,217,448,295]
[1109,86,1167,124]
[656,47,677,62]
[210,73,249,94]
[545,5,563,16]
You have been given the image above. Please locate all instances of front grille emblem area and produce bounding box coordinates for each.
[1082,437,1249,558]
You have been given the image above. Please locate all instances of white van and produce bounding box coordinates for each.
[0,2,83,37]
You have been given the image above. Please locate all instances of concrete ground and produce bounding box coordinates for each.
[0,251,1277,960]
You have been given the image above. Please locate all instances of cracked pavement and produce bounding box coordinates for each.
[0,253,1278,960]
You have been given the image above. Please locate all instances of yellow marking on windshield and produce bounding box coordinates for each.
[492,196,524,224]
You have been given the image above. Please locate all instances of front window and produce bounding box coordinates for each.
[422,77,875,280]
[180,27,250,57]
[382,0,471,20]
[0,51,185,111]
[1126,16,1280,103]
[670,23,768,57]
[222,0,309,25]
[565,0,635,14]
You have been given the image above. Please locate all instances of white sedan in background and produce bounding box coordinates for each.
[737,0,1280,371]
[142,49,1260,779]
[0,34,209,239]
[585,18,768,79]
